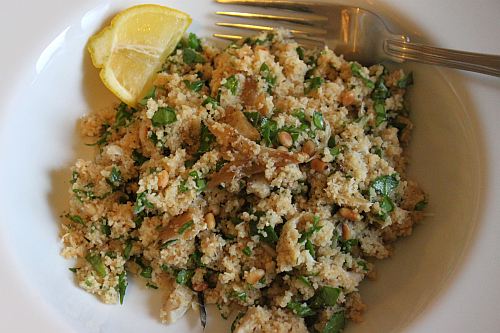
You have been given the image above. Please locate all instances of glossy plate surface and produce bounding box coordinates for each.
[0,0,499,332]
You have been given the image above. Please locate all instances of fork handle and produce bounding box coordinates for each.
[385,39,500,77]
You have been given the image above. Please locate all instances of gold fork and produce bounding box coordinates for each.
[214,0,500,77]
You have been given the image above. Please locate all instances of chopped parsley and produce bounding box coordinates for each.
[287,301,315,317]
[197,122,216,155]
[106,166,122,190]
[178,220,194,235]
[183,48,205,64]
[187,32,202,51]
[296,46,305,60]
[184,80,204,92]
[85,252,106,278]
[202,96,219,108]
[304,76,324,94]
[242,246,252,257]
[397,72,414,88]
[176,269,194,285]
[415,200,427,211]
[322,311,345,333]
[299,216,323,243]
[133,192,154,215]
[151,106,177,127]
[309,286,340,308]
[160,239,178,250]
[189,171,206,192]
[139,87,157,106]
[223,75,239,95]
[260,63,277,92]
[312,111,325,130]
[351,63,375,88]
[140,266,153,279]
[371,174,399,196]
[374,102,387,126]
[131,149,149,166]
[66,214,84,225]
[117,271,127,304]
[114,102,136,128]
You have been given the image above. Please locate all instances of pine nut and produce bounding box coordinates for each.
[278,131,293,148]
[302,140,316,156]
[205,212,216,230]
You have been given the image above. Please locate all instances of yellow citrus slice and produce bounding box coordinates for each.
[88,4,191,105]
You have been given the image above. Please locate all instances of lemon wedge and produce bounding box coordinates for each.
[88,4,191,105]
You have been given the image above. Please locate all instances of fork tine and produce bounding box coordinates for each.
[213,33,324,48]
[215,0,317,13]
[216,11,328,25]
[216,22,327,36]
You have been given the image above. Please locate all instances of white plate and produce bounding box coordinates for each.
[0,0,499,332]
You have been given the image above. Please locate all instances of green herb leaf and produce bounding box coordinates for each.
[313,111,325,130]
[224,75,239,95]
[242,246,252,257]
[160,239,178,250]
[260,63,277,91]
[184,80,204,92]
[330,146,341,158]
[66,214,84,225]
[176,269,194,285]
[179,180,189,193]
[287,301,316,317]
[70,171,79,184]
[305,77,324,94]
[296,46,305,60]
[397,72,414,88]
[260,117,278,146]
[202,96,219,108]
[198,122,216,155]
[374,102,387,126]
[139,87,157,106]
[114,102,135,128]
[124,240,133,259]
[372,79,390,100]
[133,192,154,215]
[379,195,395,216]
[101,220,111,236]
[322,311,345,333]
[299,216,323,243]
[107,166,122,190]
[146,282,158,289]
[305,239,315,258]
[231,290,248,302]
[187,32,202,51]
[140,266,153,279]
[292,109,306,122]
[178,220,194,235]
[85,252,107,278]
[261,225,279,245]
[350,63,375,88]
[117,271,127,304]
[243,111,262,128]
[132,149,149,166]
[231,312,245,333]
[415,200,427,211]
[151,106,177,127]
[69,267,78,273]
[339,238,359,254]
[309,286,340,308]
[183,48,205,64]
[371,174,399,196]
[297,276,312,288]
